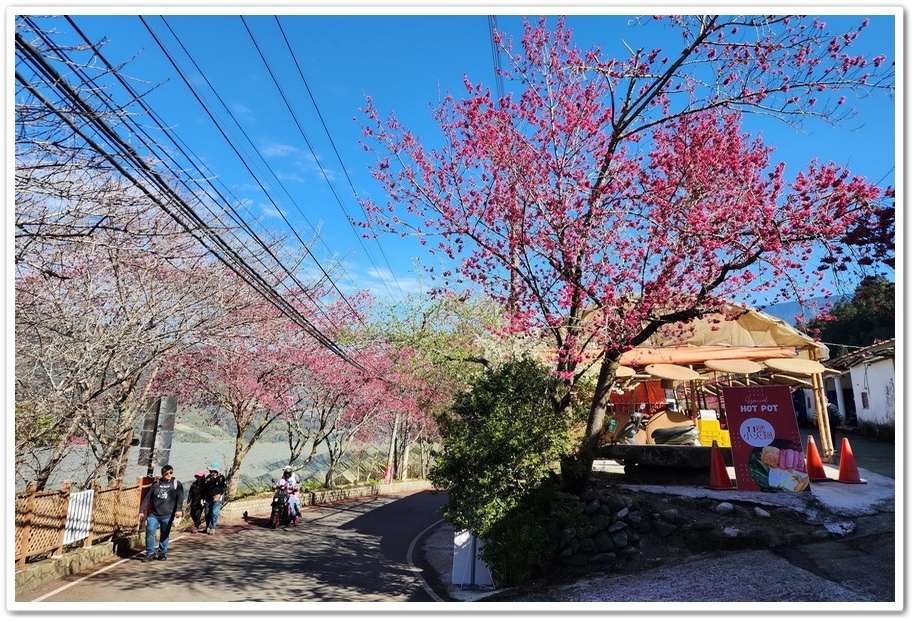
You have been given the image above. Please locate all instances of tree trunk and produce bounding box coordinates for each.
[385,414,399,482]
[562,351,621,493]
[398,435,410,480]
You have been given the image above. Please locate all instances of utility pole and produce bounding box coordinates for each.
[138,396,177,477]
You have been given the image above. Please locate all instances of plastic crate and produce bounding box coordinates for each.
[697,419,731,447]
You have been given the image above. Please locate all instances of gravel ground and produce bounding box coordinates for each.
[424,462,899,609]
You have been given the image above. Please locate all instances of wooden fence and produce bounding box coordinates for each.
[14,477,149,569]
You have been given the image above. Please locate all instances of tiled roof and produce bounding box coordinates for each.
[825,338,895,371]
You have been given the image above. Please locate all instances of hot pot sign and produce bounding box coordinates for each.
[722,385,810,493]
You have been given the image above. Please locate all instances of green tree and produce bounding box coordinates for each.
[805,276,894,356]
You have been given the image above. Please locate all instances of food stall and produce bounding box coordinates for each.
[603,305,837,459]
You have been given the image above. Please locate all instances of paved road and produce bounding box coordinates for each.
[798,425,895,478]
[16,489,449,604]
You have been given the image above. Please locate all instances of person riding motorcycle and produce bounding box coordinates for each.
[275,465,301,525]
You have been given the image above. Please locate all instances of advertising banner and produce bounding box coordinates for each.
[723,385,809,492]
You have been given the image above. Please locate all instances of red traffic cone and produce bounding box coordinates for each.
[805,435,832,482]
[708,440,735,490]
[837,437,867,484]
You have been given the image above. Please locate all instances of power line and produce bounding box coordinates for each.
[488,16,505,101]
[58,16,293,288]
[148,14,408,317]
[271,15,409,303]
[15,27,368,373]
[144,16,360,327]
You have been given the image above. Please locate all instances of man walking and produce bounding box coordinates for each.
[138,465,184,562]
[202,462,227,534]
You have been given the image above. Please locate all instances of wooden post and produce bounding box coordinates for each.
[812,372,835,461]
[53,481,72,558]
[16,483,37,569]
[136,476,149,531]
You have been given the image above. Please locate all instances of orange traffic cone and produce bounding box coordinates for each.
[837,437,867,484]
[805,435,832,482]
[708,440,736,490]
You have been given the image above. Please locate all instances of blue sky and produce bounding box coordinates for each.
[15,8,899,308]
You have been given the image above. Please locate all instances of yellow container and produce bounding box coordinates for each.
[697,419,731,447]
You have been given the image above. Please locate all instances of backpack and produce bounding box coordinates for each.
[143,477,180,515]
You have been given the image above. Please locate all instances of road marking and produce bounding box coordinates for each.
[29,556,130,602]
[28,533,186,602]
[407,518,445,602]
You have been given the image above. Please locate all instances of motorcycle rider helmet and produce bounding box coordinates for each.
[283,465,292,476]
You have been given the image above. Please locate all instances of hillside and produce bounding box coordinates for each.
[757,296,838,325]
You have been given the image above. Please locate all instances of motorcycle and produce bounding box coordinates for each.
[606,412,648,465]
[608,412,646,446]
[608,407,701,448]
[268,484,298,528]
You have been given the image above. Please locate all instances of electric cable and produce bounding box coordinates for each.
[15,29,368,372]
[271,15,408,303]
[144,16,353,326]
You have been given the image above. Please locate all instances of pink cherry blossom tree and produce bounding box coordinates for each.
[291,294,457,486]
[158,296,327,498]
[358,16,895,481]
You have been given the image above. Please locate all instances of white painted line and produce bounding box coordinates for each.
[29,533,186,602]
[407,519,445,602]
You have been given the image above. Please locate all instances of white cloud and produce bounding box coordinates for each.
[260,142,299,158]
[259,202,284,220]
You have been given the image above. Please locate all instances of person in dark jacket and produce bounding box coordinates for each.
[202,462,227,534]
[187,471,206,532]
[139,465,184,562]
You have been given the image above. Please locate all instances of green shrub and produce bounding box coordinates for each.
[478,483,583,586]
[429,357,577,585]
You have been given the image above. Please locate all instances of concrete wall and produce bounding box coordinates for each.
[848,358,895,427]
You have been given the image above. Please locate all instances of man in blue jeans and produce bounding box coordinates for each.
[139,465,184,562]
[202,462,227,534]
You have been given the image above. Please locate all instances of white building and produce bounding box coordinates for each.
[822,338,895,430]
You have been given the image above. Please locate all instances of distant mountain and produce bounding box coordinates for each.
[758,296,840,326]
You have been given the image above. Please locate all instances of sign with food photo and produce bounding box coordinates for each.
[722,385,810,492]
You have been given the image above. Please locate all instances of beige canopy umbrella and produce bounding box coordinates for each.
[645,363,700,381]
[612,364,642,392]
[645,363,701,413]
[704,359,763,375]
[762,358,825,375]
[770,373,813,389]
[702,359,764,413]
[763,358,834,460]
